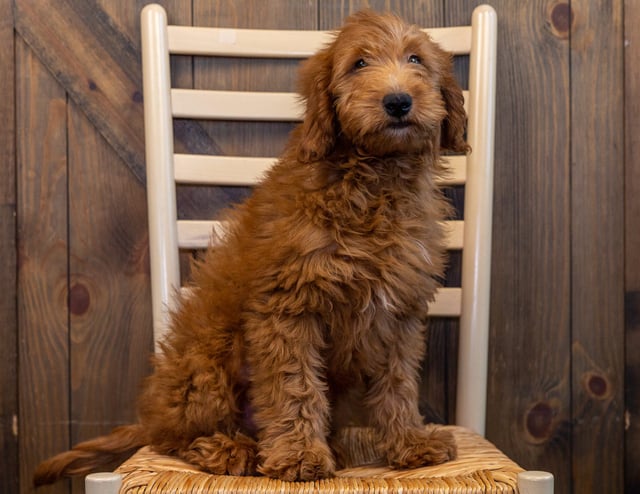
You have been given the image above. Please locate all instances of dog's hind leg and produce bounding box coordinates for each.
[141,368,259,476]
[139,337,258,475]
[140,371,259,476]
[179,431,258,476]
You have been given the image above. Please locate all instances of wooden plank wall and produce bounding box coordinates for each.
[2,0,637,492]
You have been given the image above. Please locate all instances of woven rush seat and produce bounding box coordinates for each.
[115,425,523,493]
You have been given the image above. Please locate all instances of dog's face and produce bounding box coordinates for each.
[296,10,469,162]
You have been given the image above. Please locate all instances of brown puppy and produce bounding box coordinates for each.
[34,9,468,484]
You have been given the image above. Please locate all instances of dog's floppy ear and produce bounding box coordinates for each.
[296,48,336,162]
[438,54,471,154]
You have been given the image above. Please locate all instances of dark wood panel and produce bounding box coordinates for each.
[317,0,443,28]
[14,0,221,222]
[0,204,18,492]
[0,3,15,204]
[7,0,637,491]
[14,0,146,183]
[16,37,71,494]
[0,0,18,490]
[67,101,153,448]
[447,2,573,490]
[570,1,625,493]
[624,0,640,490]
[625,290,640,492]
[194,0,317,29]
[98,0,168,49]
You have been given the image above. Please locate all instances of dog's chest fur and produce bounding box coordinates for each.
[243,156,448,370]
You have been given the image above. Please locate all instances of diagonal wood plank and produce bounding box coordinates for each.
[15,0,146,181]
[14,0,222,185]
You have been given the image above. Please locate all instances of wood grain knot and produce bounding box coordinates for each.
[525,402,554,442]
[132,90,143,103]
[549,2,573,39]
[88,79,98,91]
[69,283,91,316]
[584,372,611,400]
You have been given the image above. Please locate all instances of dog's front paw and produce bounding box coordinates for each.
[258,438,335,481]
[387,426,457,469]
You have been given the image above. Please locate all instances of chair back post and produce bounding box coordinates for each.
[141,4,181,352]
[455,4,498,436]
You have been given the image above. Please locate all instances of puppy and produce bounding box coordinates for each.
[34,9,468,484]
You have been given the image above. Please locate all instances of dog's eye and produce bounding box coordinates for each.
[353,59,368,70]
[408,54,422,65]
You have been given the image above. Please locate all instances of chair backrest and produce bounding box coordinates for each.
[140,4,496,436]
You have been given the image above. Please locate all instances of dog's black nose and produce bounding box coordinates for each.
[383,93,412,118]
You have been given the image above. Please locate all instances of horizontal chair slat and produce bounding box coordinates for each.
[174,155,274,185]
[178,285,460,318]
[171,89,304,121]
[167,25,472,58]
[173,154,466,186]
[171,89,468,123]
[177,220,227,249]
[429,287,462,317]
[446,220,464,250]
[443,155,466,185]
[427,26,472,55]
[168,26,330,58]
[177,220,463,250]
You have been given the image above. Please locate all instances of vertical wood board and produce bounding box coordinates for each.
[447,3,573,490]
[570,1,625,493]
[16,37,71,494]
[0,0,18,489]
[67,102,153,447]
[624,0,640,490]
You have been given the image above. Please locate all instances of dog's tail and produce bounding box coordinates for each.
[33,424,147,486]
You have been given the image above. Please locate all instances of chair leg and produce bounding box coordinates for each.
[517,470,554,494]
[85,472,122,494]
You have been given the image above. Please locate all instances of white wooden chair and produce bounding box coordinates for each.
[86,4,553,493]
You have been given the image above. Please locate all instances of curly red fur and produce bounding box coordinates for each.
[33,425,146,486]
[34,10,468,485]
